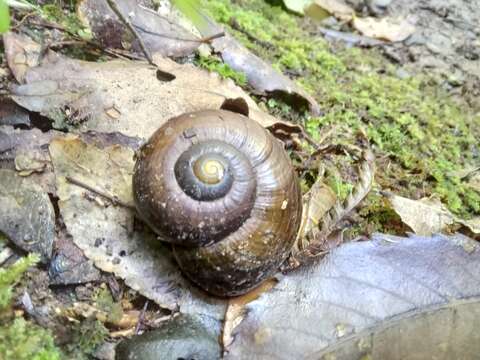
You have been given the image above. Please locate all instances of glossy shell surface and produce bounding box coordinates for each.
[133,110,302,296]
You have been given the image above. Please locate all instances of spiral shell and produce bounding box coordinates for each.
[133,110,302,296]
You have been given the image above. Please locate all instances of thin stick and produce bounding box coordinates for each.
[65,176,136,210]
[106,0,154,66]
[135,300,149,335]
[133,23,225,44]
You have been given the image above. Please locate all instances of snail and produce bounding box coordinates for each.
[132,109,302,297]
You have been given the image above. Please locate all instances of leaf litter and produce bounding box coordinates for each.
[1,0,479,357]
[4,32,278,138]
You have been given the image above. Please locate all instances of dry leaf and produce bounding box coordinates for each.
[292,149,375,264]
[78,0,203,57]
[49,136,226,318]
[222,279,277,353]
[306,0,355,22]
[385,194,480,235]
[352,16,415,42]
[295,180,337,253]
[283,0,312,15]
[4,33,274,139]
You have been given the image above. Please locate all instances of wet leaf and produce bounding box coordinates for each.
[352,16,415,42]
[385,193,480,235]
[0,169,55,261]
[49,136,226,318]
[78,0,202,58]
[4,33,273,139]
[226,233,480,359]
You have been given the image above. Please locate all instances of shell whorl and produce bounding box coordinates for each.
[133,110,302,296]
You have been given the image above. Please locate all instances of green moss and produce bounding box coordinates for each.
[41,2,91,40]
[93,287,122,324]
[203,0,480,219]
[326,175,353,202]
[0,253,39,310]
[0,318,61,360]
[65,318,109,359]
[0,254,62,360]
[195,55,247,86]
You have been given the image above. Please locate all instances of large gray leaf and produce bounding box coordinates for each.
[226,233,480,359]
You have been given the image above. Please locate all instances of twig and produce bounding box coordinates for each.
[65,176,136,210]
[105,0,154,66]
[27,19,136,60]
[11,11,36,30]
[135,300,149,335]
[133,23,224,44]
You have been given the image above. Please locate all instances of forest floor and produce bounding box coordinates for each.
[0,0,479,358]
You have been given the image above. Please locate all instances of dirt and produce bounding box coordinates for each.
[382,0,480,108]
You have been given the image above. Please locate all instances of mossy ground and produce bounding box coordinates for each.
[202,0,480,232]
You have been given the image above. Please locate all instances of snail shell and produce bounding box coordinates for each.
[133,110,302,297]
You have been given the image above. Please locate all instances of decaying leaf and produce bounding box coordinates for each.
[211,34,321,115]
[385,193,480,235]
[294,180,337,253]
[225,233,480,359]
[222,279,278,353]
[49,136,226,318]
[305,0,355,22]
[78,0,203,58]
[0,169,55,261]
[4,33,277,139]
[352,16,415,42]
[292,149,375,263]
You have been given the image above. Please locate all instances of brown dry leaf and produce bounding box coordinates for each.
[222,279,277,353]
[78,0,203,58]
[305,0,355,22]
[49,136,226,318]
[4,33,274,139]
[295,180,337,252]
[385,193,480,235]
[352,16,415,42]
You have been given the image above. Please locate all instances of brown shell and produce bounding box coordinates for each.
[133,110,302,297]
